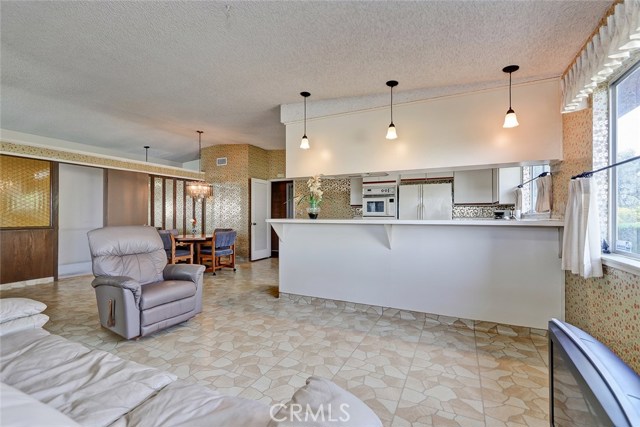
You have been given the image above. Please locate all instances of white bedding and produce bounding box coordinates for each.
[1,329,175,427]
[117,380,272,427]
[0,328,380,427]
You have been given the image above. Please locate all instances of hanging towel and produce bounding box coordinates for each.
[561,177,603,278]
[514,187,523,211]
[535,174,552,212]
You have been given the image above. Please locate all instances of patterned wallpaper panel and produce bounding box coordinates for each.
[268,150,286,179]
[551,108,593,218]
[0,155,51,228]
[202,145,249,258]
[565,266,640,374]
[560,98,639,374]
[293,178,359,219]
[196,145,287,258]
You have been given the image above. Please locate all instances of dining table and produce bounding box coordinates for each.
[174,234,214,271]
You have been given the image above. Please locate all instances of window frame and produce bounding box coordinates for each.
[609,60,640,260]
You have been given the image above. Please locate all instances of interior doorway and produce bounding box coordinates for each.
[250,178,271,261]
[270,180,293,257]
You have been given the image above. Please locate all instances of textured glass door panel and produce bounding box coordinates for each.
[153,177,163,228]
[0,156,51,228]
[176,180,184,233]
[164,179,174,230]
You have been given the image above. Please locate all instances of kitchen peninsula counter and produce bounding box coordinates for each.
[267,218,564,329]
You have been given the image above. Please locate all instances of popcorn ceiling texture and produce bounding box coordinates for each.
[1,2,610,158]
[559,102,639,374]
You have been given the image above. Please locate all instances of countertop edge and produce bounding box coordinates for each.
[266,219,564,227]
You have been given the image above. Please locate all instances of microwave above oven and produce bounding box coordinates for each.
[362,186,397,218]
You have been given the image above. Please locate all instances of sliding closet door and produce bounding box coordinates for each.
[58,164,103,277]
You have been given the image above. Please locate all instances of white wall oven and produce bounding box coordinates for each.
[362,185,397,218]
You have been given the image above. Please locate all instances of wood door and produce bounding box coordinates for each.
[270,181,292,257]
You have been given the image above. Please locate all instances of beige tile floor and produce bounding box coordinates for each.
[1,259,550,427]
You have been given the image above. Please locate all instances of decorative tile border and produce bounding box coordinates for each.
[279,292,547,337]
[0,141,201,180]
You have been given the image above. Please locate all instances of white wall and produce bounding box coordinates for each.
[58,164,104,277]
[285,79,562,178]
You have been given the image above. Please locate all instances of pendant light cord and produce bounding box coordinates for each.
[304,96,307,135]
[509,72,512,109]
[197,130,203,173]
[390,85,394,123]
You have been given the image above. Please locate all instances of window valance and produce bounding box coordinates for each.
[561,0,640,113]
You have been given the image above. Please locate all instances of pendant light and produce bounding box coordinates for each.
[385,80,398,139]
[186,130,213,200]
[300,91,310,149]
[143,145,150,162]
[502,65,519,128]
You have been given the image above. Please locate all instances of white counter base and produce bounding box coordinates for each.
[269,219,564,329]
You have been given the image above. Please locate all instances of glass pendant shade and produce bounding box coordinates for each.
[386,123,397,140]
[503,109,519,128]
[385,80,398,140]
[502,65,520,128]
[300,91,311,150]
[300,135,310,149]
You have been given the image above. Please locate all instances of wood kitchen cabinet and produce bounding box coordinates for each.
[453,167,521,204]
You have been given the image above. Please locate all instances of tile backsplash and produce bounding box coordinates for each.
[452,204,516,218]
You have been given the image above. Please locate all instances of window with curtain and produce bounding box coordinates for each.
[521,164,550,214]
[610,61,640,259]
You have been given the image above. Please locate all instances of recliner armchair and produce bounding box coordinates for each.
[87,226,205,339]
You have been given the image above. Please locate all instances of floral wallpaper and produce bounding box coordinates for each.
[565,266,639,374]
[560,97,640,374]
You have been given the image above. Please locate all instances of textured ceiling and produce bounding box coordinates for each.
[1,1,611,163]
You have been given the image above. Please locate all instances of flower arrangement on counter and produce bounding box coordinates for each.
[190,218,197,234]
[296,175,323,219]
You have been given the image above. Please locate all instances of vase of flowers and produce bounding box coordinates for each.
[190,218,197,235]
[302,175,323,219]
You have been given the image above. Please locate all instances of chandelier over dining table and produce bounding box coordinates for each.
[186,130,213,200]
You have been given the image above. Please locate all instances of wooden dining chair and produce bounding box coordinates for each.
[159,229,194,264]
[198,229,236,275]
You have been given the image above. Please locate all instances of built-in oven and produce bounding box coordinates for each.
[362,185,397,218]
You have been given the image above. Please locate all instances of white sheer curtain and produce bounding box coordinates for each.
[535,175,552,212]
[562,178,603,278]
[561,0,640,113]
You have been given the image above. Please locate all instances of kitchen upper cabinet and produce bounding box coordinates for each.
[453,168,522,204]
[350,177,363,206]
[454,169,497,204]
[497,167,521,205]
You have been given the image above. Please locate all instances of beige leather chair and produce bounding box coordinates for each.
[87,226,205,339]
